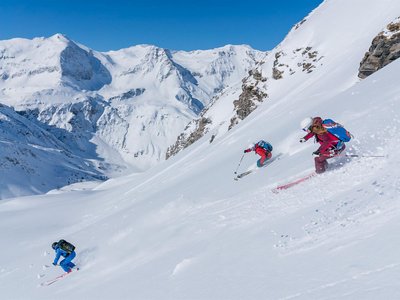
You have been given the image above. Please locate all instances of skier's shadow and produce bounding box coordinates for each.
[328,155,354,171]
[74,247,98,268]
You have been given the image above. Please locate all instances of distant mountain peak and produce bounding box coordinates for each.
[49,33,71,42]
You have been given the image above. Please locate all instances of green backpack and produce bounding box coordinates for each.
[58,239,75,254]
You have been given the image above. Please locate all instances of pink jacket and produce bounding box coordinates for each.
[303,130,339,155]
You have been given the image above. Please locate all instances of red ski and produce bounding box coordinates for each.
[40,268,79,286]
[272,172,316,193]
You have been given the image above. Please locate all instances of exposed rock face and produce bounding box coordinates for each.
[229,69,268,130]
[358,17,400,79]
[272,52,285,80]
[166,117,212,159]
[272,47,321,80]
[294,19,307,30]
[166,68,268,159]
[108,88,145,101]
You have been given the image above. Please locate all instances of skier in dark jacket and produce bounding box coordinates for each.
[300,117,345,173]
[244,140,273,167]
[52,240,77,273]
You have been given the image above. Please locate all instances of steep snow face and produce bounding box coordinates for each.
[167,0,400,157]
[0,104,105,199]
[59,41,111,91]
[0,35,63,100]
[0,36,263,196]
[0,49,399,300]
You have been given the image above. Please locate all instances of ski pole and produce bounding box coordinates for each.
[234,154,245,174]
[344,154,387,158]
[319,153,387,158]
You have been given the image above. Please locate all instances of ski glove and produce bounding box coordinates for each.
[312,150,320,156]
[244,149,252,153]
[299,138,306,143]
[52,263,57,266]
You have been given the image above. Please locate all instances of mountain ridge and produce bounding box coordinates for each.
[0,35,264,198]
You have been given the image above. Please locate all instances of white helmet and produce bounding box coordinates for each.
[300,117,313,131]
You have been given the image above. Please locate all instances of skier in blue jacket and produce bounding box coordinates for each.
[52,240,77,273]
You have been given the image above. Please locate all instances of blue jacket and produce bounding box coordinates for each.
[53,246,71,265]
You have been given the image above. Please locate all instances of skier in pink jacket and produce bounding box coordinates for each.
[300,117,346,173]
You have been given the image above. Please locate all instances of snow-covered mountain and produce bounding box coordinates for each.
[167,0,400,158]
[0,36,264,198]
[0,103,106,199]
[1,0,400,299]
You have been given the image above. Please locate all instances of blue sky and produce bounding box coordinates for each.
[0,0,324,51]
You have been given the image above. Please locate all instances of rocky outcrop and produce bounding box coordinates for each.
[166,117,211,159]
[166,69,268,159]
[358,17,400,79]
[272,47,321,80]
[229,69,267,130]
[272,52,285,80]
[108,88,145,101]
[294,19,307,31]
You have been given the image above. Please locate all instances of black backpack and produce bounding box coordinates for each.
[58,239,75,254]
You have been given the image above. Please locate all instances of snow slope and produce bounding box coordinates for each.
[1,54,399,300]
[1,0,400,299]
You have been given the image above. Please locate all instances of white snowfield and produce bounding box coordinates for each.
[1,0,400,299]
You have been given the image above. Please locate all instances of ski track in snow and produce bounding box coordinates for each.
[280,263,400,300]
